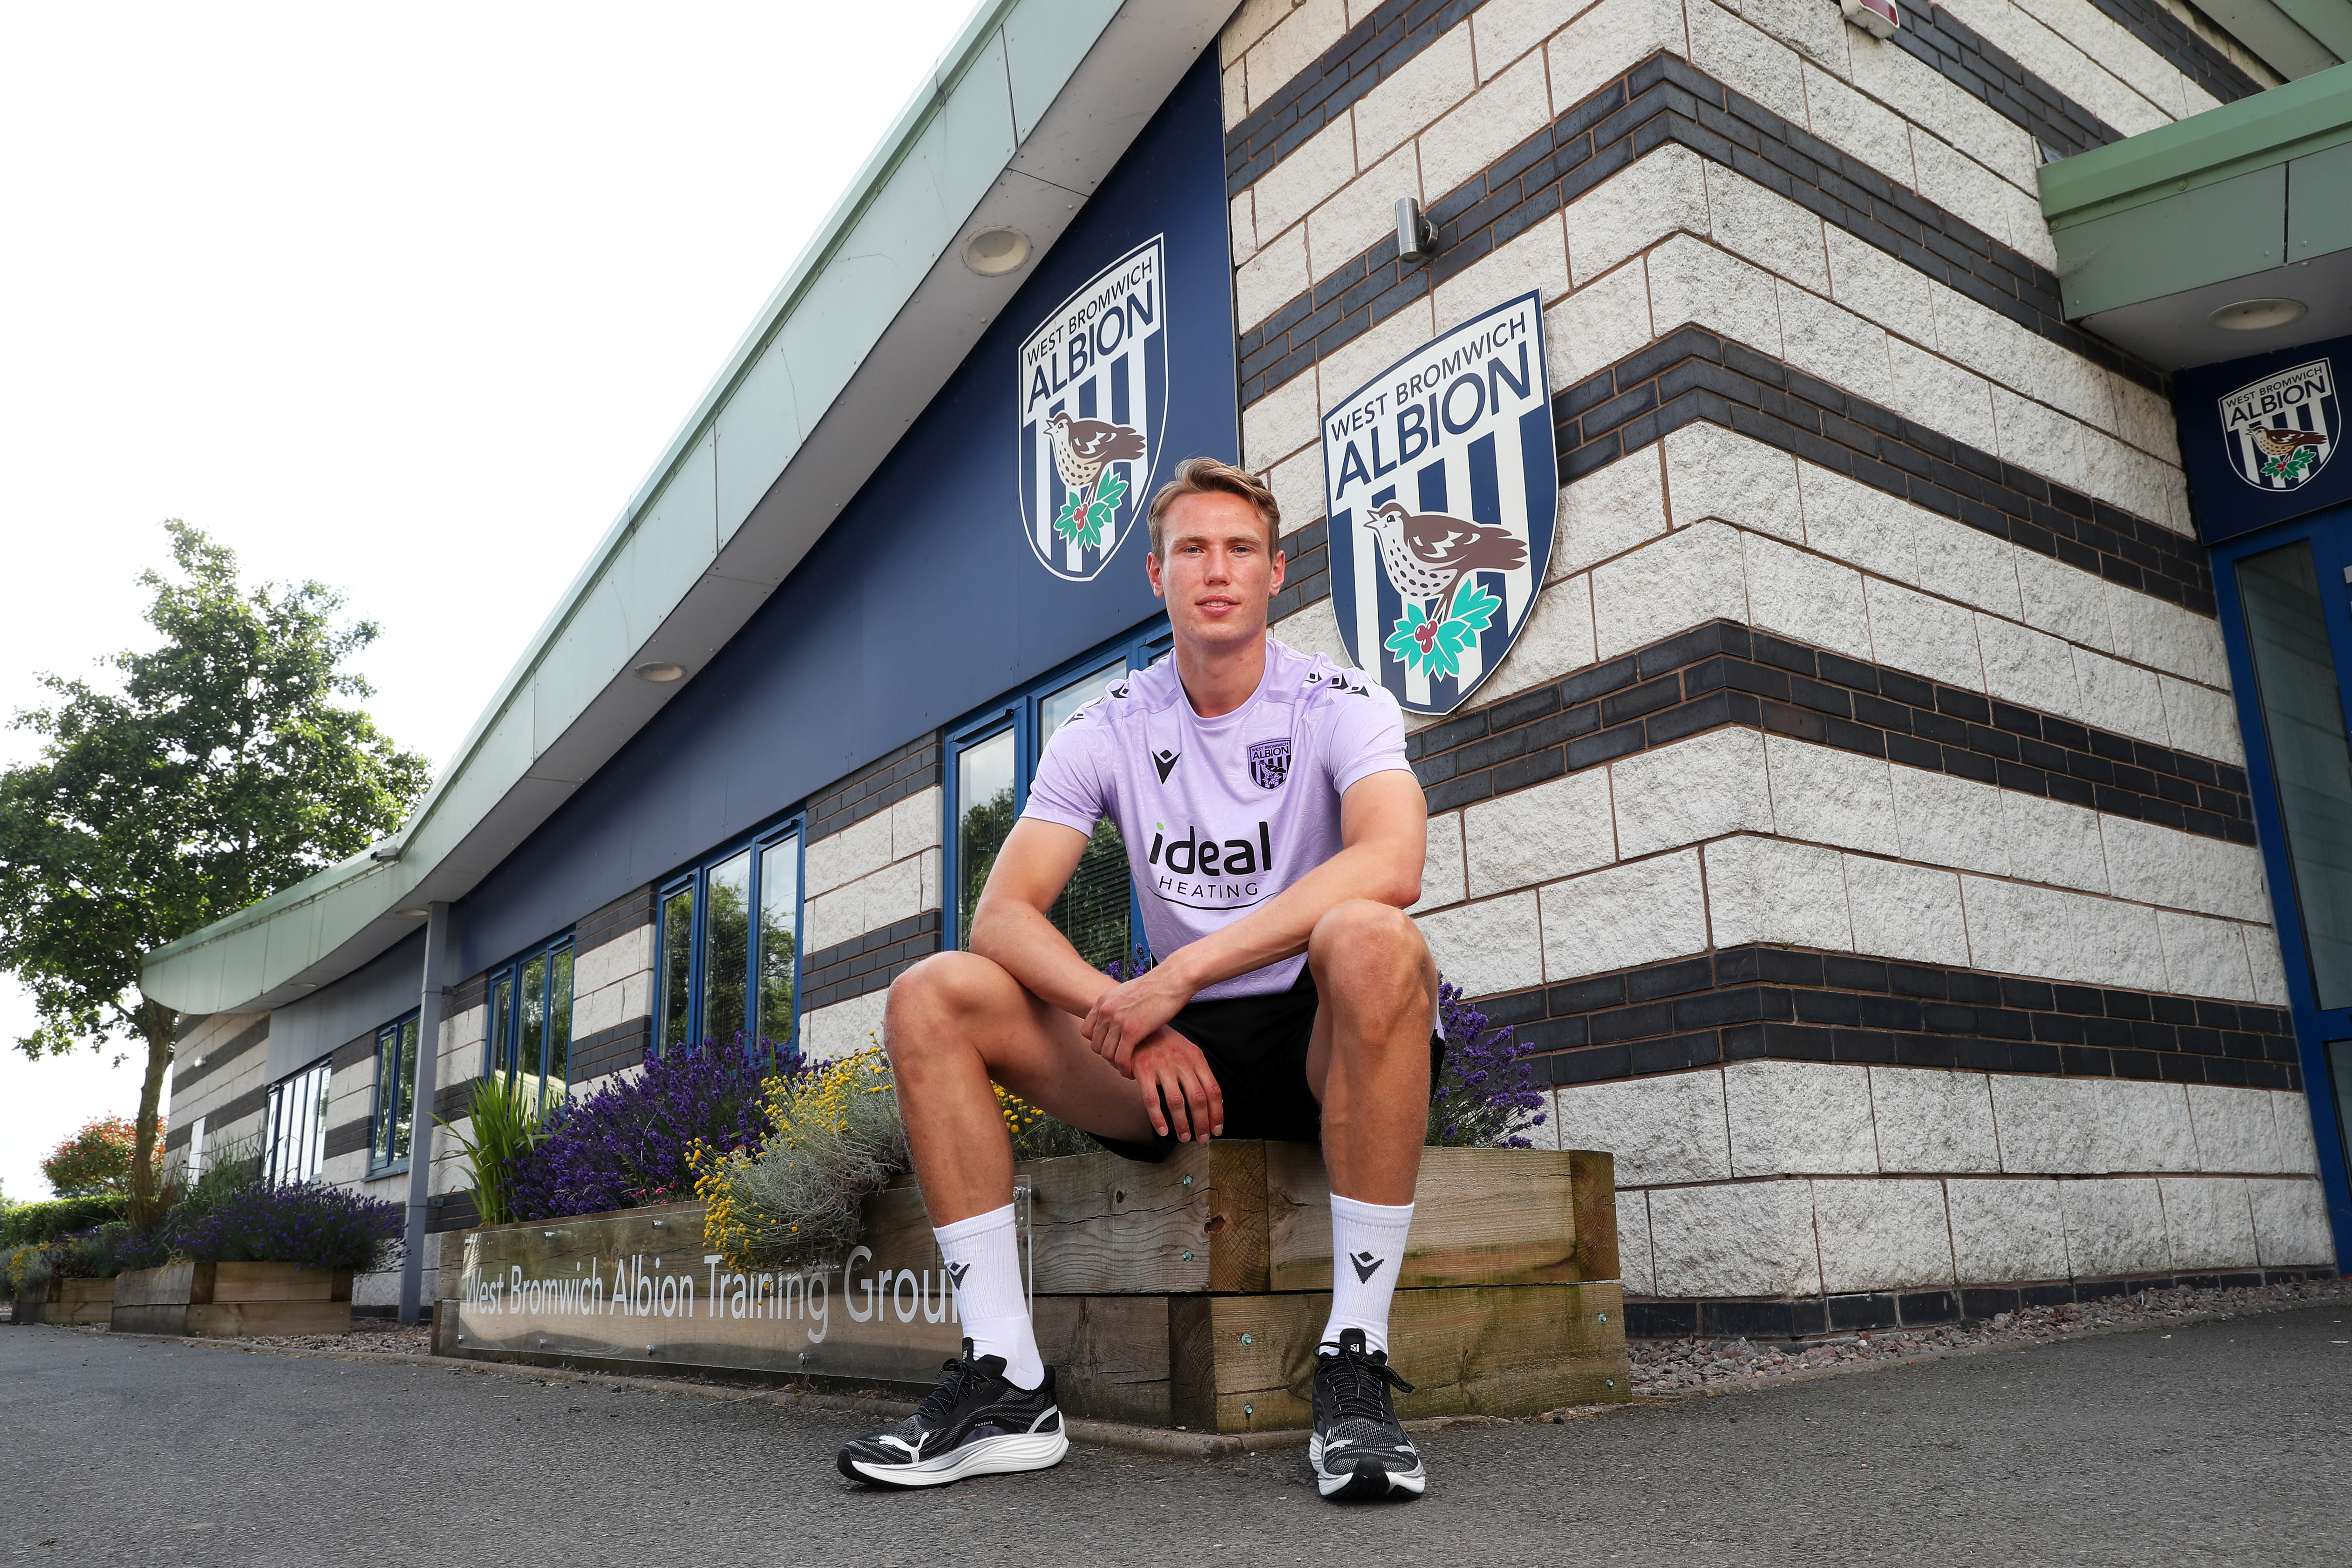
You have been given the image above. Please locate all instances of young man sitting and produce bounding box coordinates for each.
[837,458,1438,1500]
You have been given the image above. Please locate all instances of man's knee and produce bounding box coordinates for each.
[1310,901,1431,993]
[885,951,1012,1061]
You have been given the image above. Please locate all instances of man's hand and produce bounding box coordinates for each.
[1129,1027,1224,1141]
[1081,962,1197,1071]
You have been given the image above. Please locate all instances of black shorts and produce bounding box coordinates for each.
[1087,967,1444,1164]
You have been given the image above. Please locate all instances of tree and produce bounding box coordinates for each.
[41,1113,153,1197]
[0,521,431,1226]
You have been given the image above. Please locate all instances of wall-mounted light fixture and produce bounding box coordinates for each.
[2209,298,2307,332]
[1841,0,1899,37]
[1396,198,1439,265]
[632,660,687,684]
[368,841,402,864]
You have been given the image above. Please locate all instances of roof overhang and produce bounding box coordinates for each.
[2040,61,2352,369]
[140,0,1231,1017]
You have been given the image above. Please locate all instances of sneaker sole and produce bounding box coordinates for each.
[1309,1436,1427,1500]
[842,1427,1069,1490]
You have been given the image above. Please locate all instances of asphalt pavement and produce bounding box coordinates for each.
[3,1305,2348,1567]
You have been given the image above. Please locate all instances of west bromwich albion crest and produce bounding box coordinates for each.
[2220,358,2337,493]
[1018,236,1169,580]
[1322,292,1556,715]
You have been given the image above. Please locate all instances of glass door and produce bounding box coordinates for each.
[2213,504,2352,1261]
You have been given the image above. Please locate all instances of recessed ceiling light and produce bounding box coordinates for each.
[961,226,1032,276]
[291,982,317,990]
[633,660,687,683]
[396,907,429,918]
[2209,297,2306,331]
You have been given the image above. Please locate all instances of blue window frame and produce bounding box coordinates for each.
[943,619,1170,968]
[370,1010,421,1173]
[2210,499,2352,1262]
[654,815,805,1058]
[484,932,576,1116]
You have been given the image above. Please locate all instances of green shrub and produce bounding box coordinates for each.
[435,1074,544,1227]
[170,1135,265,1232]
[0,1194,126,1248]
[52,1224,133,1280]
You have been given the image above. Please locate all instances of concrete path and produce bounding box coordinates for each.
[3,1304,2347,1566]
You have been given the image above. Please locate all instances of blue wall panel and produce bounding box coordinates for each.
[456,56,1236,975]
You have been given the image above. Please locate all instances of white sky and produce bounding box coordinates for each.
[0,1,980,1202]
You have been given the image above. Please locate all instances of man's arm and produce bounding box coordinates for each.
[1081,768,1425,1066]
[965,818,1120,1017]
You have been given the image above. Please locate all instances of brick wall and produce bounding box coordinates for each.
[795,743,947,1058]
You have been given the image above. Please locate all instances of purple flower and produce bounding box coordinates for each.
[171,1183,404,1272]
[1428,980,1547,1148]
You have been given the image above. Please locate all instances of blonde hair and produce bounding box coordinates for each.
[1145,457,1281,557]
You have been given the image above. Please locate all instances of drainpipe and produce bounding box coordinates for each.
[399,901,452,1327]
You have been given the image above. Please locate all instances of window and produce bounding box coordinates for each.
[370,1012,421,1172]
[263,1059,331,1184]
[485,934,577,1116]
[655,816,803,1057]
[944,621,1169,968]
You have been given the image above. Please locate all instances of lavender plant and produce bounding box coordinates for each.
[1427,980,1547,1148]
[172,1183,404,1273]
[503,1037,782,1222]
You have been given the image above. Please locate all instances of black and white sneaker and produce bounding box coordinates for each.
[1309,1328,1425,1500]
[836,1339,1067,1489]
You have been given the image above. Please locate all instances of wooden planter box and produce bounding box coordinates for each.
[438,1143,1633,1432]
[56,1278,118,1326]
[113,1261,354,1337]
[6,1280,59,1325]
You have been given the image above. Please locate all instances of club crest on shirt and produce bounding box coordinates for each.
[1248,738,1292,790]
[1017,236,1169,580]
[1321,291,1557,716]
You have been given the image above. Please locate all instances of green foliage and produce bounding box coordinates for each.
[3,1241,55,1302]
[1384,581,1501,680]
[41,1113,150,1197]
[0,521,431,1222]
[171,1133,265,1233]
[436,1074,544,1227]
[0,1194,126,1247]
[54,1223,133,1280]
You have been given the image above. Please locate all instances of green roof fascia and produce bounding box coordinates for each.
[141,0,1124,995]
[2040,60,2352,229]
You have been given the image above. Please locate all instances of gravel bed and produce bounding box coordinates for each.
[1628,1275,2352,1396]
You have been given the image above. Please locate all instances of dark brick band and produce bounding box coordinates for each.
[578,884,655,956]
[1888,0,2121,158]
[801,910,944,1013]
[324,1116,373,1161]
[1410,619,2253,840]
[2084,0,2261,103]
[428,1190,483,1235]
[1224,0,1479,192]
[807,733,941,844]
[572,1016,652,1084]
[1479,942,2298,1092]
[170,1016,270,1096]
[331,1028,378,1073]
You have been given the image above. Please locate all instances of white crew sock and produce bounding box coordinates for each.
[934,1203,1043,1390]
[1320,1194,1415,1356]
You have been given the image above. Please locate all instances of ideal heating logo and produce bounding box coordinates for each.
[1146,820,1274,908]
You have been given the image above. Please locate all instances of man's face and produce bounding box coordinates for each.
[1145,491,1285,652]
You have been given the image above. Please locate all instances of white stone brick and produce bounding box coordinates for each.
[891,786,942,858]
[1355,22,1477,166]
[1805,69,1919,211]
[1892,765,2009,877]
[2157,675,2244,766]
[1964,875,2167,991]
[1976,615,2083,721]
[2249,1178,2336,1267]
[2100,1078,2202,1173]
[1645,234,1784,356]
[2246,926,2290,1006]
[1665,422,1801,541]
[1554,1069,1733,1185]
[2107,370,2182,464]
[1229,190,1257,265]
[1947,1177,2071,1282]
[2070,646,2168,745]
[1474,0,1581,78]
[1648,1180,1823,1297]
[2274,1094,2321,1176]
[1865,577,1984,689]
[1727,1060,1880,1176]
[1416,891,1543,998]
[1242,0,1349,116]
[1411,811,1467,915]
[2011,544,2112,651]
[808,989,888,1063]
[1766,734,1897,854]
[1704,166,1828,292]
[1311,294,1436,414]
[1613,726,1775,859]
[1221,0,1298,68]
[1614,1187,1657,1293]
[1847,33,2037,192]
[1235,223,1309,332]
[1686,0,1807,122]
[1744,534,1872,660]
[2060,1177,2170,1278]
[918,846,942,916]
[1910,518,2022,623]
[1547,259,1654,390]
[1267,445,1327,534]
[2103,817,2269,924]
[1871,1067,2000,1173]
[1555,445,1668,579]
[2001,790,2109,895]
[2154,910,2256,1003]
[1845,854,1970,965]
[1591,519,1750,661]
[2158,1175,2259,1269]
[1938,0,2170,137]
[1735,0,1849,65]
[1224,58,1250,131]
[1243,367,1322,469]
[1465,769,1617,896]
[575,924,652,998]
[806,813,893,898]
[1480,572,1597,702]
[1436,215,1571,341]
[1704,833,1854,950]
[1991,389,2174,531]
[1567,147,1711,286]
[1815,1177,1957,1291]
[1798,460,1917,582]
[1778,282,1893,408]
[2103,582,2229,689]
[1420,48,1552,197]
[1540,849,1710,980]
[1885,340,1999,454]
[1271,592,1352,668]
[1308,143,1420,282]
[1546,0,1692,113]
[2188,1085,2288,1174]
[1990,1073,2101,1174]
[1932,273,2112,434]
